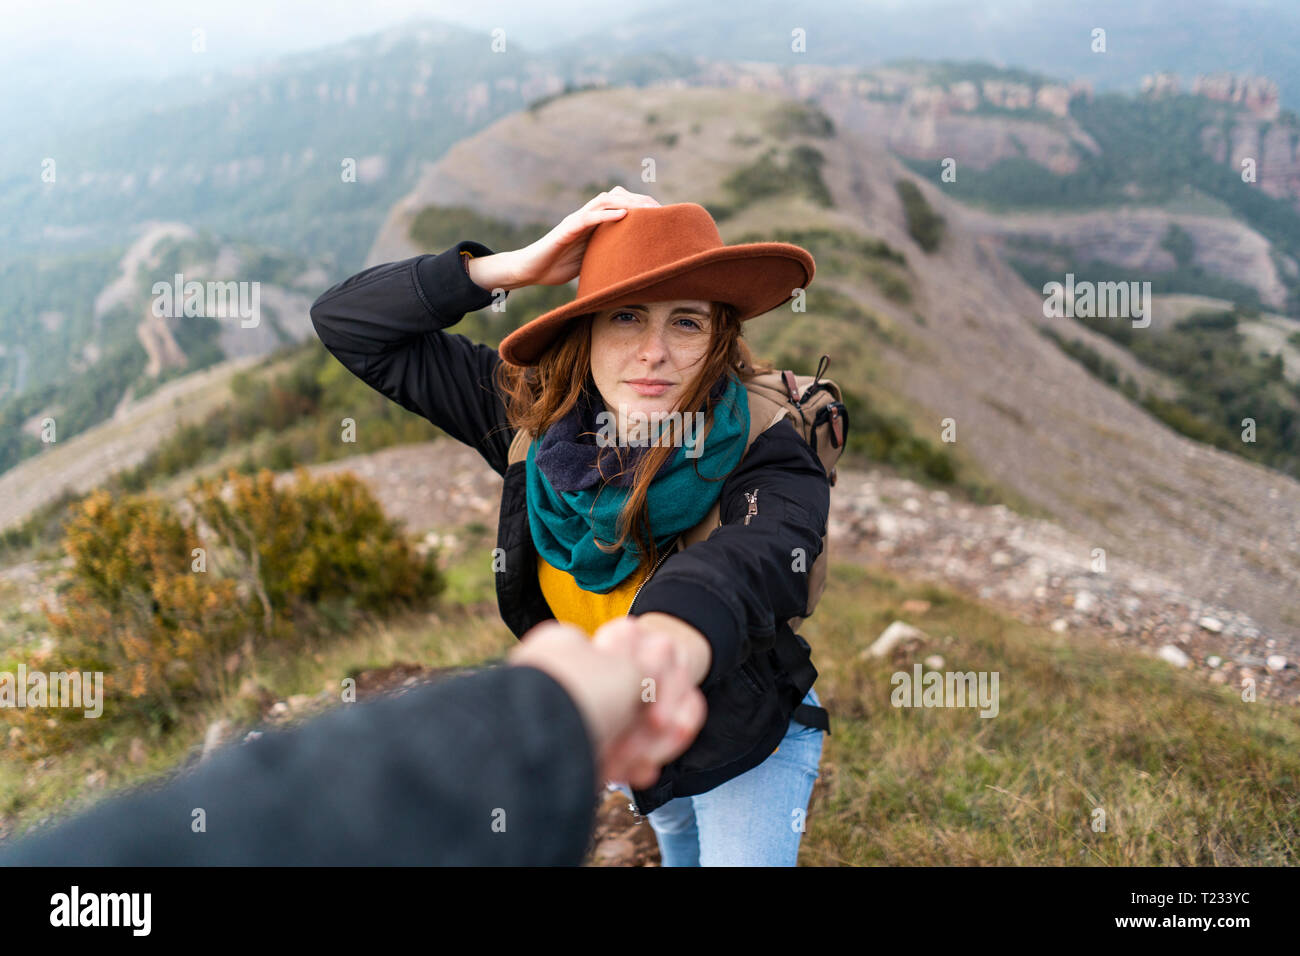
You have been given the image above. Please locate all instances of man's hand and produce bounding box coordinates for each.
[508,620,705,789]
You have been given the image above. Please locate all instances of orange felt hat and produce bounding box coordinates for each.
[496,202,815,368]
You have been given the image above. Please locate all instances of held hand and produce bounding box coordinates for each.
[508,618,703,790]
[509,187,661,288]
[590,617,706,789]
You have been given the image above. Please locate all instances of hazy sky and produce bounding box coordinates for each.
[0,0,665,83]
[3,0,1291,117]
[3,0,972,86]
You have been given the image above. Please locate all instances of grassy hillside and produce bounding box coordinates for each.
[0,338,445,562]
[0,231,320,479]
[1042,306,1300,478]
[5,555,1295,865]
[800,563,1300,865]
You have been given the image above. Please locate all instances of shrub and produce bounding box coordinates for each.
[721,144,833,212]
[765,101,836,139]
[897,180,946,252]
[27,468,443,753]
[187,466,444,620]
[31,490,249,748]
[838,386,957,484]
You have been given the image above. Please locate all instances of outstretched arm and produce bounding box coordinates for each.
[0,621,708,866]
[0,663,598,865]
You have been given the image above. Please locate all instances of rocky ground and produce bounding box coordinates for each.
[832,473,1297,703]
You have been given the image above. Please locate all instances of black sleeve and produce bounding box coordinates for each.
[0,665,598,866]
[309,241,516,477]
[631,419,830,692]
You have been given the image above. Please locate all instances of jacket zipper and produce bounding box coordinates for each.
[627,533,681,617]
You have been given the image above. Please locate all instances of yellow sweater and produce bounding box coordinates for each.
[536,553,643,637]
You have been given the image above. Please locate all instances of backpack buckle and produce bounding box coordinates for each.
[829,404,844,448]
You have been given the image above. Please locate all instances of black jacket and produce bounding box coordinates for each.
[0,664,597,865]
[308,241,831,815]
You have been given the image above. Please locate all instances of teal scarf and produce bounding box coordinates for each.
[525,372,751,592]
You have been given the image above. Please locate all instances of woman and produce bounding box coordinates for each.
[310,187,831,866]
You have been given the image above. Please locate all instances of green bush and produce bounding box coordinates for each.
[1040,313,1300,476]
[765,101,836,139]
[30,490,249,748]
[1160,222,1196,268]
[720,145,833,214]
[839,385,957,484]
[27,468,443,753]
[896,180,945,252]
[189,466,443,617]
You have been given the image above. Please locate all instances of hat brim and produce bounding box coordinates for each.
[497,242,814,368]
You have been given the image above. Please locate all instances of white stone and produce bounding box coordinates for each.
[201,719,231,762]
[1157,645,1191,668]
[863,621,928,658]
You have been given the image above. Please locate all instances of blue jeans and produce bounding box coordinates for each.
[615,686,823,866]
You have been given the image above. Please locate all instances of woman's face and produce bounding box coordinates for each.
[588,298,714,443]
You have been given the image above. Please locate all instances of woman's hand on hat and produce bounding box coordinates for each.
[511,186,662,288]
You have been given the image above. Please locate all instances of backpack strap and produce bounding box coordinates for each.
[676,384,791,551]
[792,703,830,732]
[507,426,533,467]
[771,630,830,733]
